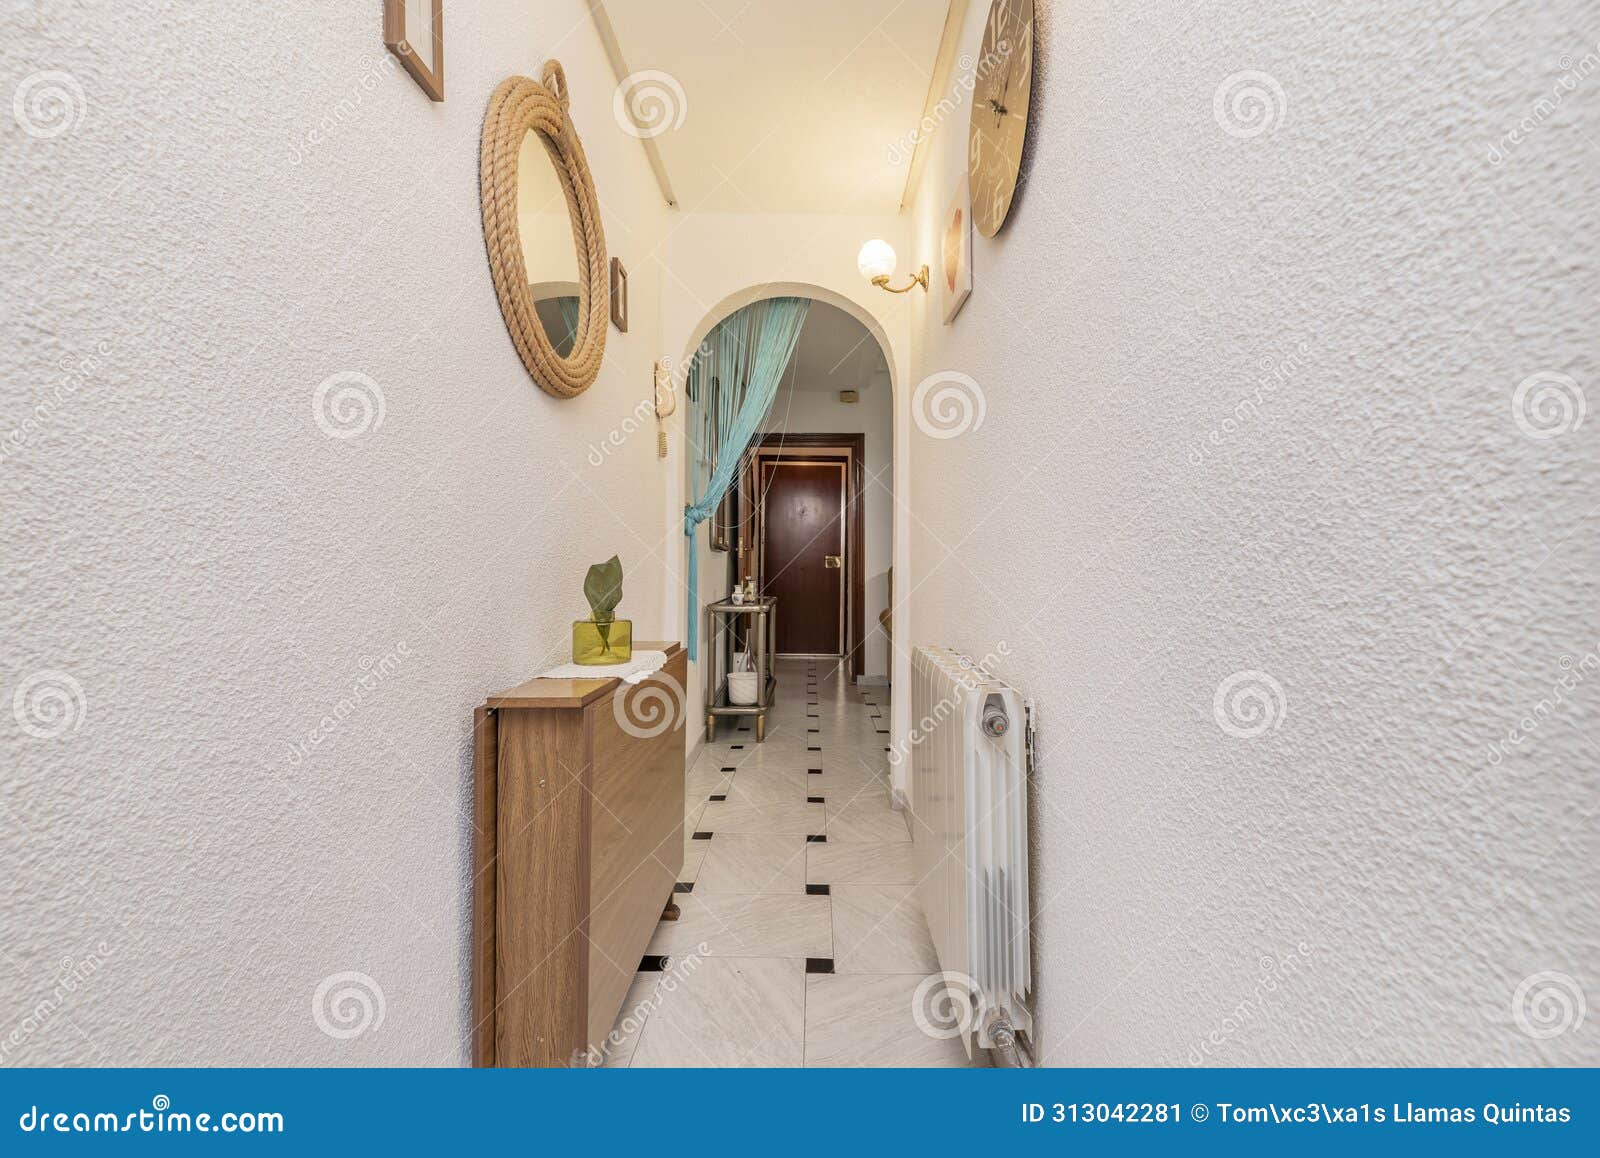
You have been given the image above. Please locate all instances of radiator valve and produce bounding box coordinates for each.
[985,1012,1016,1051]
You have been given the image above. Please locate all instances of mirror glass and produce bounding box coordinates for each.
[517,130,582,359]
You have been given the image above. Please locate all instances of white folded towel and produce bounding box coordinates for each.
[536,650,669,685]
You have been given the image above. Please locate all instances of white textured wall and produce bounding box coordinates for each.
[2,1,672,1063]
[904,0,1598,1064]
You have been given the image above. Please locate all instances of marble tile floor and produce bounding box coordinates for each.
[599,658,981,1068]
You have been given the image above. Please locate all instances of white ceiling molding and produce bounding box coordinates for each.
[589,0,680,208]
[900,1,970,214]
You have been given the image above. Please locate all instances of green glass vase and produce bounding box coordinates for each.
[572,615,632,665]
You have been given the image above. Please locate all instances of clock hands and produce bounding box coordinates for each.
[968,0,1033,237]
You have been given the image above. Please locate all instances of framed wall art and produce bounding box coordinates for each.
[942,176,973,324]
[385,0,444,102]
[610,258,629,333]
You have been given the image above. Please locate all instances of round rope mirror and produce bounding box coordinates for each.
[480,61,608,399]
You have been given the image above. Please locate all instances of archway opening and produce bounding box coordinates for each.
[681,289,899,738]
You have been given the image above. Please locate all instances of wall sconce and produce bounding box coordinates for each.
[857,239,928,294]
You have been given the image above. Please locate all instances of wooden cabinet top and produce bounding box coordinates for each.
[485,641,682,710]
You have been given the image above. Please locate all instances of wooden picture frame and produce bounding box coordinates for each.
[384,0,444,102]
[609,258,629,333]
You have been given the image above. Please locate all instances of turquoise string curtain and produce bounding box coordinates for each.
[684,296,811,660]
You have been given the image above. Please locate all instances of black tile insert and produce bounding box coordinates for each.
[807,796,825,804]
[708,793,727,801]
[639,955,670,972]
[806,834,827,843]
[673,882,694,893]
[804,957,835,974]
[807,746,821,752]
[805,883,831,896]
[807,767,822,775]
[692,831,714,840]
[730,744,744,750]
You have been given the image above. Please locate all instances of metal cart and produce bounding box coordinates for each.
[704,596,777,742]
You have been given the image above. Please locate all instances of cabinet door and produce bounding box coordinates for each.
[585,650,687,1048]
[496,707,590,1066]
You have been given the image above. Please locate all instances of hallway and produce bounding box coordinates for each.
[6,0,1595,1086]
[598,659,978,1067]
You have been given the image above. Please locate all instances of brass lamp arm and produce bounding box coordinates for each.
[871,266,930,294]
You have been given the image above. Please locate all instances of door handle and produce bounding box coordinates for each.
[824,555,841,569]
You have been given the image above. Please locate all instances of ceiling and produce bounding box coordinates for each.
[781,300,887,392]
[595,0,954,213]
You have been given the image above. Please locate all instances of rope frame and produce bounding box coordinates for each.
[480,61,609,399]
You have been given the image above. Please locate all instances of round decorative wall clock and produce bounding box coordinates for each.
[967,0,1035,238]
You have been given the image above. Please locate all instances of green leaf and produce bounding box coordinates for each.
[583,555,624,619]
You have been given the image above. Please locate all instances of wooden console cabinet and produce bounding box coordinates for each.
[471,642,686,1067]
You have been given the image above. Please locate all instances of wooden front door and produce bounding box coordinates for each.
[760,459,845,655]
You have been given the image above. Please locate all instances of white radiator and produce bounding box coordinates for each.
[910,646,1032,1056]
